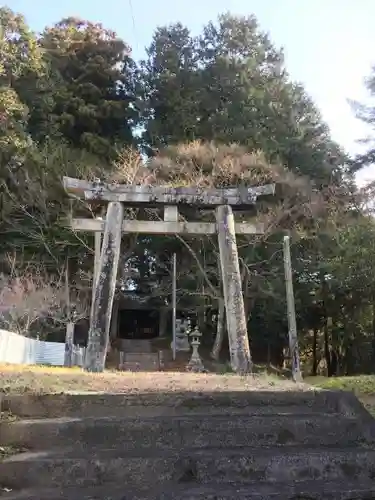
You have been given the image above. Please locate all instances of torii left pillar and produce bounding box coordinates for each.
[84,202,124,372]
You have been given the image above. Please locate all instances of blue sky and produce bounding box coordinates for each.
[7,0,375,184]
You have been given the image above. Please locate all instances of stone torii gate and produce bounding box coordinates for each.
[63,177,275,373]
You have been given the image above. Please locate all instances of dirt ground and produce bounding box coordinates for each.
[0,363,308,395]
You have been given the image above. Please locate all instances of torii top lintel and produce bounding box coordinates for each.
[63,177,275,209]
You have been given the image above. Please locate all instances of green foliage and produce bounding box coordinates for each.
[350,66,375,170]
[40,17,138,158]
[0,86,30,162]
[308,375,375,415]
[141,14,346,184]
[309,374,375,394]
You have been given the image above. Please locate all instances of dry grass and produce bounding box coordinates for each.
[3,364,374,416]
[0,363,308,395]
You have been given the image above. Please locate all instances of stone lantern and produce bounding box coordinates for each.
[186,325,206,373]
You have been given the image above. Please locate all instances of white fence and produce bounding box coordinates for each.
[0,329,85,367]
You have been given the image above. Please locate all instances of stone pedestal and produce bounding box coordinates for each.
[186,326,206,373]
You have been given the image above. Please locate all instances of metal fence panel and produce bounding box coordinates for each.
[0,329,65,366]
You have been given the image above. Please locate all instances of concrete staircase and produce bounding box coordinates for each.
[118,339,160,371]
[119,339,153,353]
[120,352,160,371]
[1,390,375,499]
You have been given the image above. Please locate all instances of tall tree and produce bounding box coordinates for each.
[351,65,375,171]
[0,6,57,146]
[0,7,40,218]
[40,17,137,158]
[140,23,200,153]
[138,14,357,367]
[0,9,113,279]
[141,14,346,184]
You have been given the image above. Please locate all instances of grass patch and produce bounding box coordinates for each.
[306,375,375,394]
[306,375,375,417]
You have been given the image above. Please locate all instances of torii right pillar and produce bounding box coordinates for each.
[216,205,252,373]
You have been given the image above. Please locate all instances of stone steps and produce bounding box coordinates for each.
[2,390,341,418]
[2,388,375,499]
[3,480,375,500]
[121,361,160,372]
[118,339,153,353]
[152,480,375,500]
[122,353,159,362]
[1,413,368,450]
[117,339,159,370]
[2,446,375,490]
[120,352,160,371]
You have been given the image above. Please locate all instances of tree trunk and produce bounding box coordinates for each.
[324,320,332,377]
[330,349,338,376]
[312,328,318,376]
[64,322,75,367]
[211,297,225,360]
[198,284,205,333]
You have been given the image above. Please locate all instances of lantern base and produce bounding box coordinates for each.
[186,353,207,373]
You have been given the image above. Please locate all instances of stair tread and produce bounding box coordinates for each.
[4,444,373,461]
[5,411,348,425]
[123,353,159,357]
[2,406,340,420]
[3,479,375,500]
[4,391,343,419]
[4,412,367,453]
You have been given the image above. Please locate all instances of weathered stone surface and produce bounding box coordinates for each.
[118,339,153,353]
[1,447,375,490]
[3,480,375,500]
[156,480,375,500]
[0,390,348,419]
[172,319,190,353]
[216,205,251,373]
[63,176,275,208]
[1,414,368,451]
[283,235,302,382]
[211,297,225,360]
[1,389,375,500]
[1,390,337,418]
[72,218,265,236]
[85,201,124,372]
[120,353,160,371]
